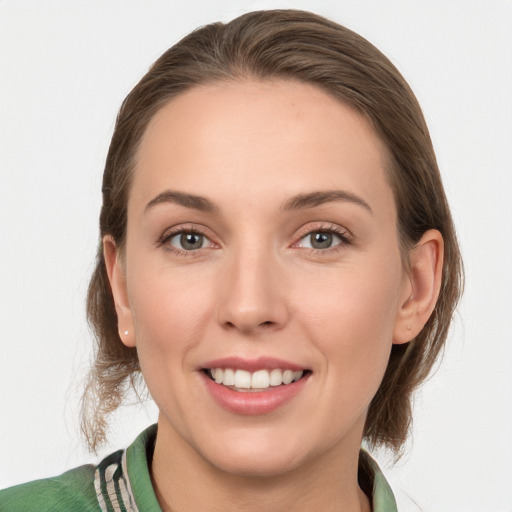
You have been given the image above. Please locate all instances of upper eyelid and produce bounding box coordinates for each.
[160,223,209,237]
[294,222,352,240]
[158,224,214,246]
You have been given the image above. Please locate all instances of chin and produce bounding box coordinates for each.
[211,451,305,479]
[197,431,316,478]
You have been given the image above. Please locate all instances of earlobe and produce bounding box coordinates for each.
[103,236,136,348]
[393,229,444,344]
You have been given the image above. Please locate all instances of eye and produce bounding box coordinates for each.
[299,231,341,249]
[168,231,211,251]
[295,227,350,251]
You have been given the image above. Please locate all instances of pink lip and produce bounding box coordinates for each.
[201,356,306,372]
[199,366,310,416]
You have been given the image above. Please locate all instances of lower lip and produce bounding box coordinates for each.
[201,372,309,415]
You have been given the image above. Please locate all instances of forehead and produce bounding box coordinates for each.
[131,79,394,217]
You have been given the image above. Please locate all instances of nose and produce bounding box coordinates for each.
[215,246,289,335]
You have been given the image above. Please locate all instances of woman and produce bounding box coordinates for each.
[0,9,462,511]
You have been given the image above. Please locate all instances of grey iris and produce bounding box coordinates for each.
[181,233,203,250]
[311,232,332,249]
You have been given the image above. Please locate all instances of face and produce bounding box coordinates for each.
[112,80,412,477]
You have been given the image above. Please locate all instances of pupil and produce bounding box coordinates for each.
[311,232,332,249]
[181,233,203,250]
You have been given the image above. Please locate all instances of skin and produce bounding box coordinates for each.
[105,80,443,512]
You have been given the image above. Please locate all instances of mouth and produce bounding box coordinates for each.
[203,367,310,392]
[199,356,311,414]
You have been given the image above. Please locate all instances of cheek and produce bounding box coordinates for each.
[125,262,217,422]
[298,264,401,340]
[127,261,214,363]
[294,259,403,388]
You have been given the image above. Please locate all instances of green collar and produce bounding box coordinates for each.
[98,424,397,511]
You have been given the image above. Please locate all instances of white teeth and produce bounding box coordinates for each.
[234,369,252,389]
[214,368,223,384]
[223,368,235,386]
[251,370,270,389]
[292,370,303,382]
[209,368,304,389]
[269,369,283,386]
[282,369,293,385]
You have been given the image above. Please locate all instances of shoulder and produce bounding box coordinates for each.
[359,449,398,512]
[0,462,99,512]
[0,425,158,512]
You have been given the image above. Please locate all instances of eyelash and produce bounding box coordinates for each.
[158,225,213,257]
[157,223,352,257]
[293,223,352,254]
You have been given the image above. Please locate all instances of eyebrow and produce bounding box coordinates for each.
[145,190,219,213]
[281,190,373,214]
[144,188,372,215]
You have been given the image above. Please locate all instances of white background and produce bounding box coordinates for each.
[1,1,511,511]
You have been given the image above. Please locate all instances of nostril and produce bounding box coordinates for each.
[223,319,275,331]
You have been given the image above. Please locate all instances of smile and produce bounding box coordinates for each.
[200,357,311,414]
[208,368,304,391]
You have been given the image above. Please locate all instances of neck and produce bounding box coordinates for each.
[150,419,371,512]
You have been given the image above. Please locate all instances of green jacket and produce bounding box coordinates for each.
[0,425,397,511]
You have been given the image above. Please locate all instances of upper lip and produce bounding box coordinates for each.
[201,356,308,372]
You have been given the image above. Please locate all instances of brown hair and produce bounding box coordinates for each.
[83,9,463,453]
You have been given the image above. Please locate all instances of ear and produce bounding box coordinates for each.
[393,229,444,344]
[103,236,136,348]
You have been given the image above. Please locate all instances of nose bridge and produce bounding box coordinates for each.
[216,237,288,333]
